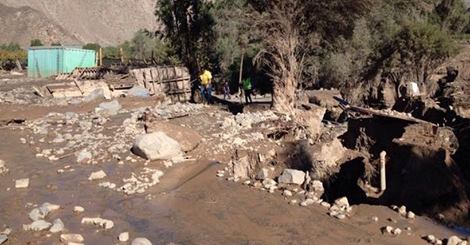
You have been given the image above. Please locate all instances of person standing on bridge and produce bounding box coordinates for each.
[243,77,253,104]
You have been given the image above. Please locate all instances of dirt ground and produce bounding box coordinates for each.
[0,76,466,245]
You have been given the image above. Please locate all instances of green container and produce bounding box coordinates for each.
[28,47,96,78]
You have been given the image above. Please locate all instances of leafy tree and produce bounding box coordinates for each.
[83,43,101,52]
[0,43,26,70]
[432,0,470,33]
[385,22,457,86]
[51,42,62,46]
[128,30,177,64]
[156,0,218,77]
[30,39,43,47]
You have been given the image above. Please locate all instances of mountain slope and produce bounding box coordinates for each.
[0,0,157,46]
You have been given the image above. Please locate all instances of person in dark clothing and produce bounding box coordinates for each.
[243,77,253,104]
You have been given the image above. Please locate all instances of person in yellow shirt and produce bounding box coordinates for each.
[199,69,212,104]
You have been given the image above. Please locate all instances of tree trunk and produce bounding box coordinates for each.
[272,76,296,115]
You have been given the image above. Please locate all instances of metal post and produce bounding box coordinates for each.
[380,151,387,192]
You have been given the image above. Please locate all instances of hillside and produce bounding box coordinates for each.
[0,0,157,47]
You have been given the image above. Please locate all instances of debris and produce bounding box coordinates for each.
[81,217,114,230]
[131,237,153,245]
[119,232,130,242]
[278,169,305,185]
[15,178,29,188]
[256,168,271,180]
[132,132,183,160]
[60,234,84,243]
[88,170,107,181]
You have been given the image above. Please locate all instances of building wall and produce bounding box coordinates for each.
[27,47,96,78]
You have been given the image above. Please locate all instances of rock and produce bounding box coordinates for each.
[146,121,202,152]
[128,86,150,97]
[29,203,60,221]
[256,168,270,180]
[321,202,331,208]
[262,178,277,189]
[76,149,92,163]
[0,235,7,244]
[0,160,8,174]
[310,138,346,178]
[300,199,315,207]
[384,226,394,234]
[132,132,183,161]
[231,155,252,179]
[88,170,107,181]
[392,228,402,236]
[84,87,112,102]
[60,234,84,243]
[23,220,52,231]
[310,180,324,198]
[296,106,326,138]
[334,197,350,210]
[407,211,416,219]
[398,206,407,216]
[81,217,114,230]
[278,169,306,185]
[15,178,29,188]
[425,235,436,244]
[95,100,122,115]
[132,237,152,245]
[74,206,85,213]
[446,236,463,245]
[283,190,293,197]
[289,199,298,205]
[372,216,379,222]
[118,232,130,242]
[49,218,65,233]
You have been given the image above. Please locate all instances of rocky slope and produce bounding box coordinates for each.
[0,0,157,47]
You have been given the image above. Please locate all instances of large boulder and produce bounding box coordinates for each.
[278,169,306,185]
[132,132,183,160]
[296,105,326,138]
[95,100,122,116]
[128,86,150,97]
[146,121,202,152]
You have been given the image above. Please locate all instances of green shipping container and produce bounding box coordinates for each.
[27,47,96,78]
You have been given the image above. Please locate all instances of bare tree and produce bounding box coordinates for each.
[252,1,305,115]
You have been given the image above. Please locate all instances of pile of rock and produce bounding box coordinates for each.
[154,102,204,118]
[23,203,63,232]
[392,205,416,219]
[382,225,402,236]
[423,235,443,245]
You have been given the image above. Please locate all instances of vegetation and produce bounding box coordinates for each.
[30,39,43,47]
[0,43,27,70]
